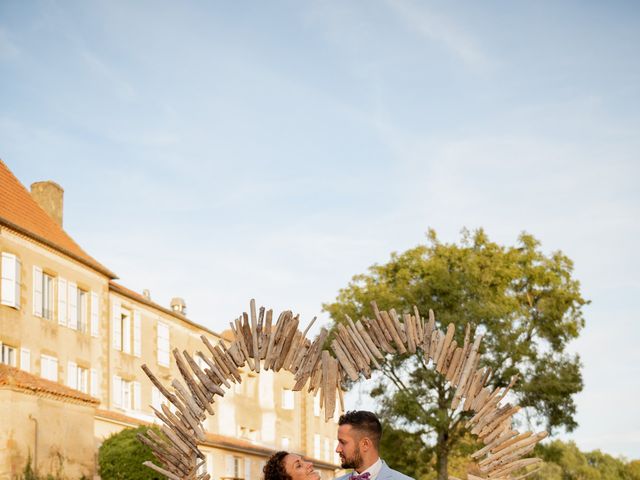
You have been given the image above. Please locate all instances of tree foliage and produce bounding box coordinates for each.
[530,440,640,480]
[98,426,162,480]
[323,229,588,479]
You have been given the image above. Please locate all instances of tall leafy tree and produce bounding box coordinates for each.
[324,229,587,480]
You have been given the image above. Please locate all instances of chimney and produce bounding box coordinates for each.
[170,297,186,315]
[30,181,64,227]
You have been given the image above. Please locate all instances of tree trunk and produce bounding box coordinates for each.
[436,380,451,480]
[436,430,449,480]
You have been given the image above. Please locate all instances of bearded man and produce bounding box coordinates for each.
[335,411,415,480]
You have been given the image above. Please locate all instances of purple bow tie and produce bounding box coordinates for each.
[351,473,371,480]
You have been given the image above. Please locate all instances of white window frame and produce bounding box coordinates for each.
[57,277,67,326]
[133,310,142,357]
[20,347,30,372]
[90,291,99,337]
[41,354,58,381]
[112,300,121,350]
[77,365,89,393]
[157,321,170,367]
[1,343,17,366]
[68,281,78,329]
[1,252,21,308]
[77,288,88,333]
[282,389,294,410]
[314,434,321,459]
[121,308,131,354]
[67,361,78,389]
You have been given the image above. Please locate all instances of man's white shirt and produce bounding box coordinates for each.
[357,458,382,480]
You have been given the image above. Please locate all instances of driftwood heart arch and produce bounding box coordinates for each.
[139,300,547,480]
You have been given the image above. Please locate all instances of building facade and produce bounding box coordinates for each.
[0,159,338,479]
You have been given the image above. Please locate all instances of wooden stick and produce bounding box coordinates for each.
[331,339,359,381]
[250,299,260,372]
[403,313,416,353]
[143,461,182,480]
[436,323,456,370]
[389,309,407,344]
[451,333,483,409]
[380,309,407,353]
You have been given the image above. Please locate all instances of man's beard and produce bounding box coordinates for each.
[340,446,363,470]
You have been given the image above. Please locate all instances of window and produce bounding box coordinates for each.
[112,376,140,410]
[112,304,141,356]
[324,437,330,461]
[225,455,242,479]
[33,267,54,319]
[314,434,321,459]
[282,389,294,410]
[1,344,16,366]
[20,348,30,372]
[314,394,321,416]
[281,436,290,449]
[57,278,67,325]
[41,354,58,381]
[1,252,21,308]
[121,308,131,353]
[90,292,99,337]
[67,362,89,393]
[157,322,170,367]
[77,288,88,333]
[152,386,168,410]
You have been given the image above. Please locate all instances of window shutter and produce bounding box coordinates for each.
[1,253,18,307]
[133,310,142,357]
[33,266,43,317]
[90,368,100,397]
[20,348,31,372]
[133,381,141,411]
[245,458,251,480]
[14,257,21,308]
[225,455,234,477]
[122,313,131,354]
[112,300,122,350]
[68,282,78,329]
[67,361,78,389]
[57,277,67,325]
[90,291,99,337]
[112,375,122,407]
[151,386,160,410]
[157,322,169,366]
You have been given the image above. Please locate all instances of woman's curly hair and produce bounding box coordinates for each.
[263,451,291,480]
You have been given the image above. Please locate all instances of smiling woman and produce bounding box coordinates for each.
[263,451,321,480]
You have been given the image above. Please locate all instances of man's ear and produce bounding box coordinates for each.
[360,436,372,452]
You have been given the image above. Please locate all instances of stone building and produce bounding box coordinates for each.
[0,159,338,479]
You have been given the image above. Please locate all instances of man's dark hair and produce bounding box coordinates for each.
[263,451,291,480]
[338,410,383,448]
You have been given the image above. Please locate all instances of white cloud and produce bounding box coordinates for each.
[384,0,491,70]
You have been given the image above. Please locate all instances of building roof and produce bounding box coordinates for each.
[0,363,99,405]
[95,409,339,469]
[0,159,116,278]
[109,281,222,339]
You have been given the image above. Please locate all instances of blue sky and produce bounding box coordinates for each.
[1,0,639,459]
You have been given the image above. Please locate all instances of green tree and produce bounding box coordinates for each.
[98,426,162,480]
[532,440,638,480]
[324,229,587,480]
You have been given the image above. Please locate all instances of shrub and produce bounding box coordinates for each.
[98,426,162,480]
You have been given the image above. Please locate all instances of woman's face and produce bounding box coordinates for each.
[283,454,320,480]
